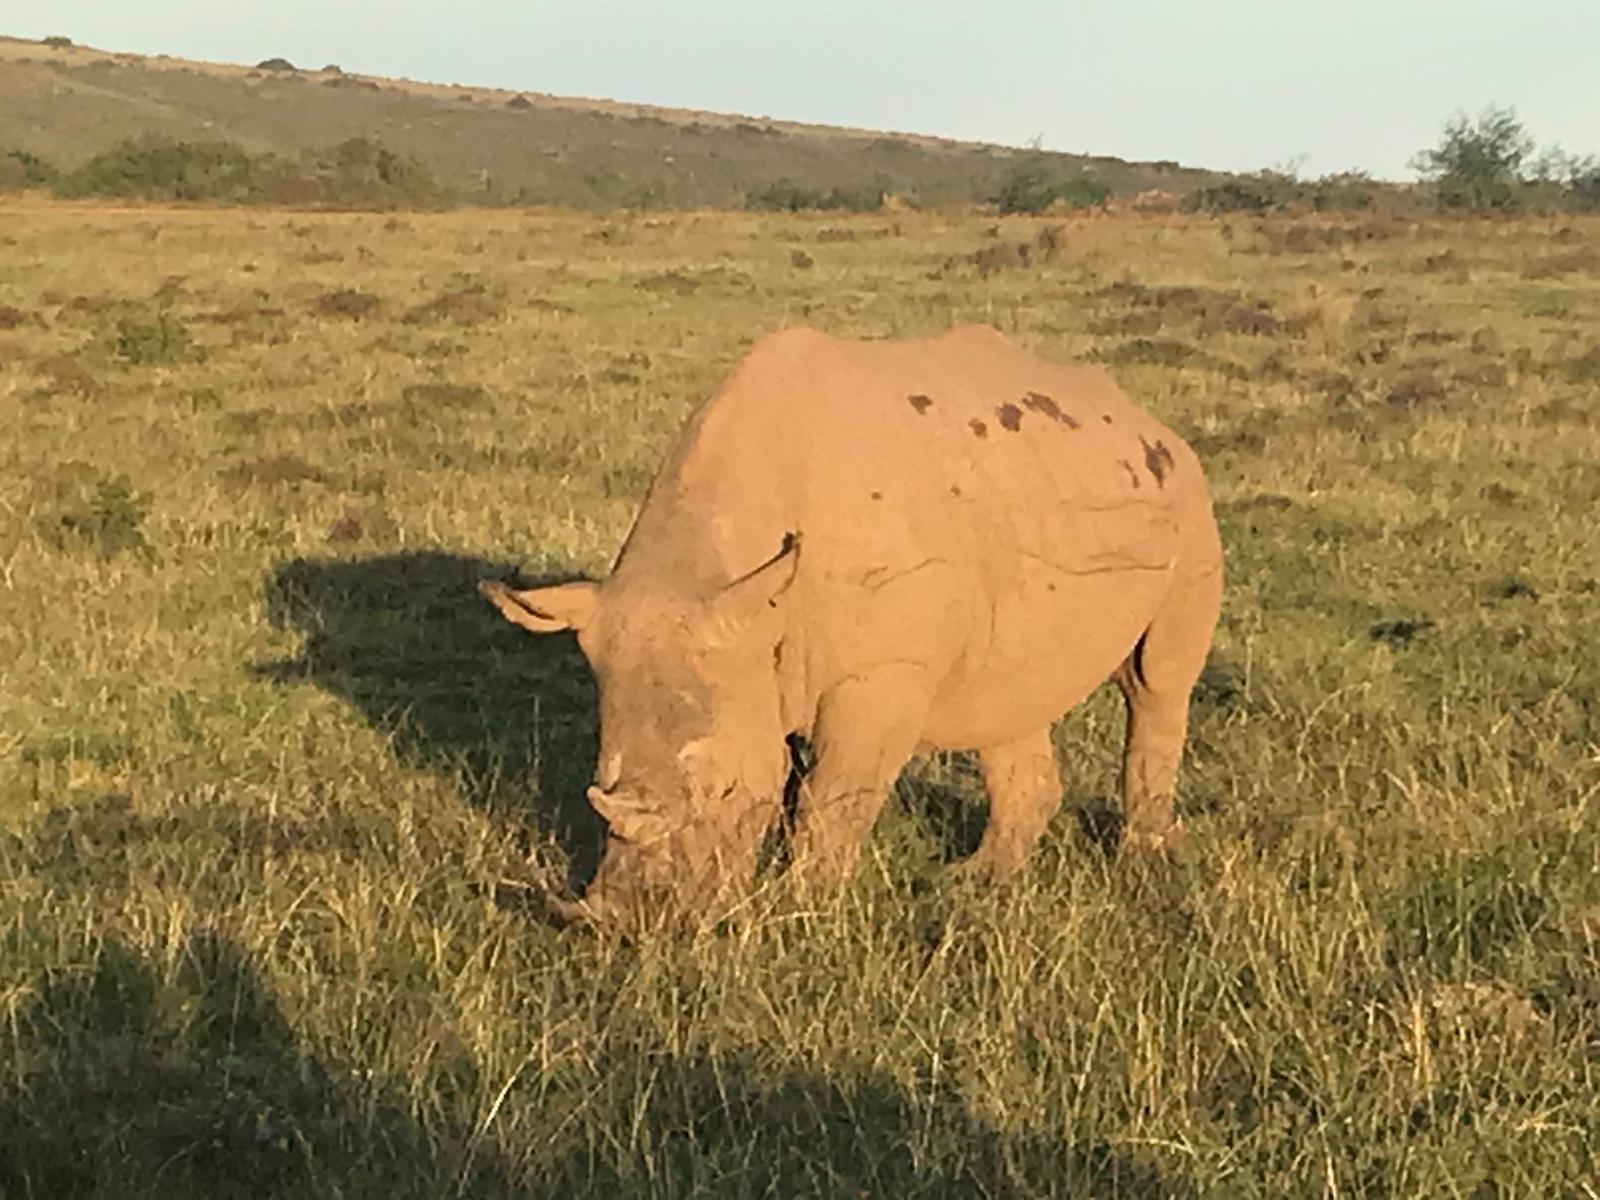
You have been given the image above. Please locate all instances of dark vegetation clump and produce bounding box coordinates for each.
[1412,105,1600,214]
[53,136,441,208]
[943,225,1066,278]
[46,475,153,559]
[0,149,56,190]
[1186,170,1412,216]
[256,57,297,72]
[112,311,195,366]
[42,35,74,48]
[745,179,886,212]
[1370,618,1435,647]
[993,161,1110,214]
[0,304,30,329]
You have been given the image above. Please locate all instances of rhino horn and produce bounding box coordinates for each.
[587,785,674,844]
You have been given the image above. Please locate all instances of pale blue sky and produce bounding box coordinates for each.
[9,1,1597,178]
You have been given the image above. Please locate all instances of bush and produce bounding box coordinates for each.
[42,35,73,49]
[112,311,195,366]
[994,162,1110,214]
[288,137,441,207]
[745,179,885,212]
[256,57,296,71]
[0,149,55,190]
[48,476,152,560]
[1411,106,1533,211]
[59,137,264,203]
[1186,169,1413,216]
[53,136,441,208]
[1185,172,1295,214]
[993,163,1058,214]
[1570,164,1600,213]
[1056,173,1111,210]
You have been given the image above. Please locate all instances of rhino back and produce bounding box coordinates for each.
[609,326,1215,745]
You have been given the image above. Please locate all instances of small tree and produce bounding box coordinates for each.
[1412,106,1534,211]
[994,162,1058,214]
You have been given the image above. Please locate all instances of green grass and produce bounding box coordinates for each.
[1,203,1597,1196]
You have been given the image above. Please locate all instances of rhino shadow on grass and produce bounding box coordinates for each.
[0,921,523,1198]
[257,550,605,884]
[0,910,1196,1198]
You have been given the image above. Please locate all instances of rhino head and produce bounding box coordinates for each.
[481,535,800,928]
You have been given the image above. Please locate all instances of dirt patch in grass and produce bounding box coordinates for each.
[403,284,502,327]
[312,290,380,319]
[1521,250,1600,280]
[400,382,489,409]
[1091,282,1284,338]
[30,354,99,399]
[815,225,900,243]
[635,271,699,295]
[195,305,287,325]
[1095,337,1242,377]
[1385,369,1449,410]
[1453,361,1509,389]
[219,454,329,489]
[325,506,397,544]
[1563,344,1600,384]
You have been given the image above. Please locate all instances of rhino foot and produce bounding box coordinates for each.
[1119,815,1187,856]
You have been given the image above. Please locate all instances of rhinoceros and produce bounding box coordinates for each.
[483,324,1223,926]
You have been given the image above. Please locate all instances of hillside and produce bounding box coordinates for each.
[0,33,1224,208]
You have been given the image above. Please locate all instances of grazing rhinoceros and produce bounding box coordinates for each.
[483,324,1222,926]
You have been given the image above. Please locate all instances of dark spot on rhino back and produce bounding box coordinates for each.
[1021,391,1081,428]
[996,403,1023,432]
[968,418,988,439]
[1102,414,1113,424]
[907,393,933,414]
[1119,459,1141,489]
[870,490,883,501]
[1141,437,1176,487]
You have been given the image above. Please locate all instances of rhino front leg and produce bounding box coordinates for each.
[960,728,1062,879]
[788,666,934,894]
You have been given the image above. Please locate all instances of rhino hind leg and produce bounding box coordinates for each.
[788,666,935,894]
[960,729,1062,879]
[1114,554,1223,854]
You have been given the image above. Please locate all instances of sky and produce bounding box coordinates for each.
[9,1,1598,180]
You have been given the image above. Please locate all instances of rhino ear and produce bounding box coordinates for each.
[700,532,801,647]
[587,786,673,844]
[479,579,599,634]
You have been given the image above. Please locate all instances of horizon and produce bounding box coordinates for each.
[5,2,1598,182]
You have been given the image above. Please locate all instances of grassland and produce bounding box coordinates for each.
[0,196,1597,1197]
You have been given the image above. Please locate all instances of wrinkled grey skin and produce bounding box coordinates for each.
[484,324,1223,930]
